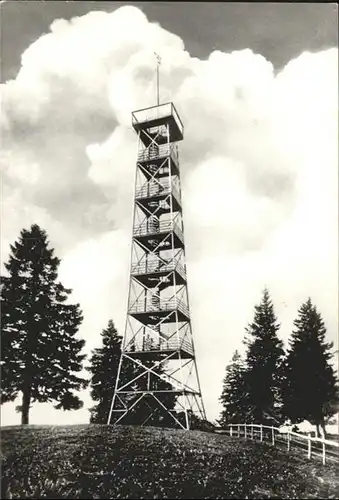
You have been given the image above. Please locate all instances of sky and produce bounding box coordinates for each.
[1,1,338,425]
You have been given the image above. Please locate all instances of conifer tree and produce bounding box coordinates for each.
[87,320,123,423]
[219,350,247,427]
[1,224,87,424]
[243,288,285,424]
[282,298,338,437]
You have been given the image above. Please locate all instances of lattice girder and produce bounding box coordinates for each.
[108,103,206,430]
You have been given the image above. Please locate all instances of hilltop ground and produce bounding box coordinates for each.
[1,424,339,499]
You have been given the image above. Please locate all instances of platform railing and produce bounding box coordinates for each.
[132,102,184,137]
[129,296,190,319]
[135,178,180,206]
[180,338,194,356]
[131,258,186,281]
[133,219,184,244]
[124,337,194,357]
[137,143,179,165]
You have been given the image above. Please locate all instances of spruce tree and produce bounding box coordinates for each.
[282,298,338,437]
[219,350,247,427]
[87,320,123,423]
[243,288,285,424]
[1,224,87,424]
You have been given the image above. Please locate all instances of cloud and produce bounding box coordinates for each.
[1,5,337,424]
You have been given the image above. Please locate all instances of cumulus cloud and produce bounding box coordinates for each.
[1,5,337,424]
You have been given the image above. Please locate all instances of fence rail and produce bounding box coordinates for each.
[223,423,339,465]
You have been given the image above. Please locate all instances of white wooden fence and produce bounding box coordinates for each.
[224,423,339,465]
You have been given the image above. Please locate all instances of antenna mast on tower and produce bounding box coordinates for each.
[154,52,161,106]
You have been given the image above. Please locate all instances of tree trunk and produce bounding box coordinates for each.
[315,423,320,438]
[320,418,327,439]
[21,386,31,425]
[22,330,33,425]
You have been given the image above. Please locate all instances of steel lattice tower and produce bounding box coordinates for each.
[107,102,206,430]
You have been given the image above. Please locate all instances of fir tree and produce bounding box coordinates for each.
[282,298,339,437]
[219,350,247,427]
[243,288,285,424]
[87,320,123,424]
[1,224,87,424]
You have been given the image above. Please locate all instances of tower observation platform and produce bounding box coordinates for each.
[108,101,206,430]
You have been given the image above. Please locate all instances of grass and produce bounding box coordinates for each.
[1,424,339,499]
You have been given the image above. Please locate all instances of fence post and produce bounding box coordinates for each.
[230,425,233,437]
[260,424,263,442]
[322,441,326,465]
[271,426,275,446]
[238,424,240,438]
[308,437,311,459]
[244,423,247,440]
[251,424,254,440]
[287,432,290,451]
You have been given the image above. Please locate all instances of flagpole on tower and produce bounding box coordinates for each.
[154,52,161,106]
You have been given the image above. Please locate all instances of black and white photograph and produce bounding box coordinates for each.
[1,1,338,498]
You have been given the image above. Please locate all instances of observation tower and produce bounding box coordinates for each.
[107,63,206,429]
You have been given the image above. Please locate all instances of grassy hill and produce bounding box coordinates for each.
[1,424,339,499]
